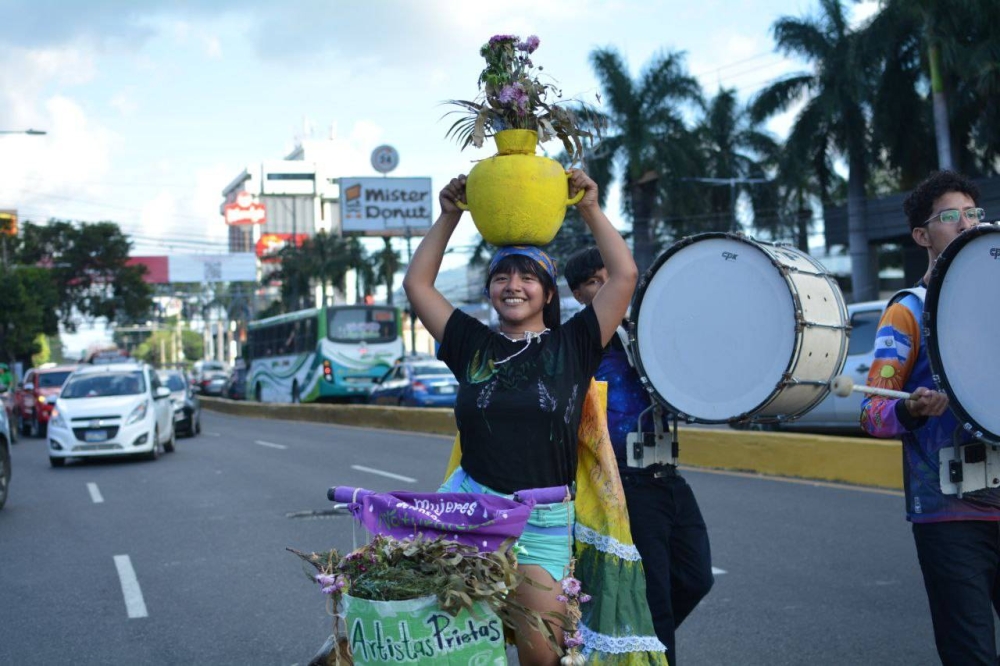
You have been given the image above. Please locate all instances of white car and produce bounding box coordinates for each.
[47,363,176,467]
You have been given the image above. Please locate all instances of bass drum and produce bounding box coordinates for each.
[629,232,849,424]
[924,223,1000,444]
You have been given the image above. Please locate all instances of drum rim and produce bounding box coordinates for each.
[923,223,1000,443]
[628,232,797,423]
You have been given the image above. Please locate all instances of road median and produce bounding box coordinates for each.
[200,397,902,490]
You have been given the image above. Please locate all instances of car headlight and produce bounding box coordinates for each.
[50,408,67,429]
[37,395,47,404]
[126,401,149,425]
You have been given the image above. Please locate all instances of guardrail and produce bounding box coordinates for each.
[199,397,902,490]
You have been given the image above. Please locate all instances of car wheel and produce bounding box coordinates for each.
[31,416,40,438]
[18,414,29,437]
[9,415,17,444]
[292,382,301,404]
[194,413,201,436]
[255,383,262,402]
[164,426,176,453]
[144,429,161,461]
[49,456,65,468]
[0,444,10,510]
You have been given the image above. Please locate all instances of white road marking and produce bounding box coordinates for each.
[712,567,727,575]
[113,555,149,619]
[87,482,104,504]
[254,440,287,450]
[350,465,417,483]
[203,432,221,437]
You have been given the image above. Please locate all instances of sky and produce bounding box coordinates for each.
[0,0,878,353]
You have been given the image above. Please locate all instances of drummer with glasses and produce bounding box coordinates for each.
[860,170,1000,665]
[564,247,714,665]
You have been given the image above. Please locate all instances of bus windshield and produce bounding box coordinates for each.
[328,307,398,344]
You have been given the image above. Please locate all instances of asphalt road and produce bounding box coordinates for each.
[0,411,987,665]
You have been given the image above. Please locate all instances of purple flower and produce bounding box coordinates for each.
[489,34,518,47]
[519,35,540,53]
[564,631,584,648]
[561,577,582,596]
[498,85,517,104]
[315,573,337,587]
[579,594,592,604]
[556,594,567,603]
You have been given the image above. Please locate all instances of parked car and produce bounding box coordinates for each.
[15,364,77,438]
[0,385,17,444]
[369,360,459,408]
[191,360,227,394]
[734,300,888,434]
[158,370,201,437]
[47,362,176,466]
[0,402,11,510]
[225,364,247,401]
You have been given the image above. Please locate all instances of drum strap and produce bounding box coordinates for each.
[889,286,926,308]
[616,325,635,368]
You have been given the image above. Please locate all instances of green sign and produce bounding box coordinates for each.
[343,594,506,665]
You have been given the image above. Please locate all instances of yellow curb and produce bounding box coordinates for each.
[199,398,902,490]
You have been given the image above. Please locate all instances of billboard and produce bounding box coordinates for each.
[340,177,432,236]
[128,254,257,284]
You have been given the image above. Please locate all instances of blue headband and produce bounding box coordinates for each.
[487,246,557,280]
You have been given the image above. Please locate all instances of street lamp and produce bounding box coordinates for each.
[0,129,47,136]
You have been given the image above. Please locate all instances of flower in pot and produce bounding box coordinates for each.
[446,35,600,246]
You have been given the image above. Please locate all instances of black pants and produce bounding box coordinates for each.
[912,520,1000,666]
[620,466,714,665]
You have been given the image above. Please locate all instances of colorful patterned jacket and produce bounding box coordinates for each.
[860,288,1000,522]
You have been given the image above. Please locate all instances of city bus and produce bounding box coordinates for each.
[246,305,404,403]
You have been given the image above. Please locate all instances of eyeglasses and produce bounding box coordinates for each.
[921,207,986,226]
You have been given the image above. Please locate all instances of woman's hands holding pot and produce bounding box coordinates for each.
[440,175,468,215]
[567,169,599,212]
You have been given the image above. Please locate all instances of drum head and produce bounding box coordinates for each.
[632,234,796,422]
[925,224,1000,442]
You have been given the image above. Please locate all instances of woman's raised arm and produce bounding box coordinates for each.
[401,175,467,342]
[569,169,639,347]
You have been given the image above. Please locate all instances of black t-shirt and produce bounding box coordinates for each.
[437,306,604,494]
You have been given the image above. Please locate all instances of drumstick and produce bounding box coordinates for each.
[830,375,913,400]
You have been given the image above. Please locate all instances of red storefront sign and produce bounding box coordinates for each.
[224,191,266,226]
[255,233,307,262]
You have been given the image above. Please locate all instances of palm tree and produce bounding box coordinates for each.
[864,0,1000,178]
[586,48,704,272]
[694,87,780,235]
[751,0,878,302]
[346,237,375,303]
[302,231,352,308]
[373,237,401,305]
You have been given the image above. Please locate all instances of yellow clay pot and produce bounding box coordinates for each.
[457,129,583,246]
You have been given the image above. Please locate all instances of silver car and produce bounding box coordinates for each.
[772,299,888,433]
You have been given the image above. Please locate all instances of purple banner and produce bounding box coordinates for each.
[330,487,541,551]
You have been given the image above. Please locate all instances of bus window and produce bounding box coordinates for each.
[328,307,398,343]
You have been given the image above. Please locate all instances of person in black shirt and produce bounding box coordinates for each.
[403,170,637,666]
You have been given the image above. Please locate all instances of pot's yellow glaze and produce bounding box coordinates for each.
[457,130,583,246]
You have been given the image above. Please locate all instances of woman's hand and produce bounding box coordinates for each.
[568,169,599,212]
[439,175,468,215]
[904,386,950,418]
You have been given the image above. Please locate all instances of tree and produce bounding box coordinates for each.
[863,0,1000,180]
[0,267,59,366]
[751,0,878,302]
[15,220,153,330]
[373,237,401,305]
[586,48,704,272]
[694,87,780,235]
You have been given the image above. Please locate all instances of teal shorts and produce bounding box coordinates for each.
[439,467,574,583]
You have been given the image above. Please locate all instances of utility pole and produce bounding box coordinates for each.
[682,176,770,232]
[405,226,416,356]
